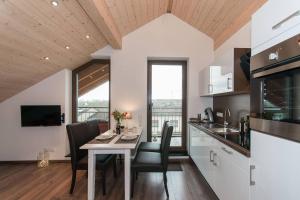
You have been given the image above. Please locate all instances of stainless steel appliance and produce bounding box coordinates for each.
[204,107,214,123]
[250,34,300,142]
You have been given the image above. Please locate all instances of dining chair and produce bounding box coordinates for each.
[66,122,117,195]
[98,120,109,134]
[86,119,101,138]
[131,124,174,198]
[137,121,169,153]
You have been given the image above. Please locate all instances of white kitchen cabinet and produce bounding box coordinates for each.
[199,66,222,95]
[188,124,250,200]
[214,141,250,200]
[252,0,300,55]
[200,48,249,96]
[250,130,300,200]
[189,125,201,169]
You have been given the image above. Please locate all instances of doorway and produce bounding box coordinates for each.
[147,60,187,153]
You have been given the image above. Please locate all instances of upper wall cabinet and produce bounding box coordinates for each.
[200,48,250,96]
[252,0,300,55]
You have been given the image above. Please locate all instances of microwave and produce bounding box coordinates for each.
[250,34,300,142]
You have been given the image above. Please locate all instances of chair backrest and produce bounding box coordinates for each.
[161,124,173,171]
[160,121,169,150]
[66,123,90,170]
[86,119,100,138]
[98,120,109,134]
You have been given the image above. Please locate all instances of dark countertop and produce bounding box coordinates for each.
[189,122,251,157]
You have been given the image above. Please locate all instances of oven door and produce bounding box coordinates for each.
[250,62,300,142]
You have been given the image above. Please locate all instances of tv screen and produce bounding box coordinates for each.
[21,105,62,127]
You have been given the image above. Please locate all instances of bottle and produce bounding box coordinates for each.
[245,115,250,147]
[239,117,245,146]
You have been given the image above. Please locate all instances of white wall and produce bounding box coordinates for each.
[214,22,251,58]
[92,14,214,141]
[0,69,72,161]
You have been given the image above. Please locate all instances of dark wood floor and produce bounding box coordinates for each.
[0,160,217,200]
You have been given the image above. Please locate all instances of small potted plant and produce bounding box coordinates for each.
[112,110,126,134]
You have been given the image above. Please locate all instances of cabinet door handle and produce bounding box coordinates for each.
[213,153,217,166]
[209,150,213,162]
[221,147,233,154]
[227,78,232,90]
[250,165,256,186]
[272,10,300,30]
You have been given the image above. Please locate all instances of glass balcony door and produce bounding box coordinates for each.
[147,60,187,153]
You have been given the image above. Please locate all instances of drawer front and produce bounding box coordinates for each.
[215,140,249,171]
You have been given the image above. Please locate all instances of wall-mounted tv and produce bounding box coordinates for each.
[21,105,62,127]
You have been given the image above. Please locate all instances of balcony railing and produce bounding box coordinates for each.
[152,107,182,138]
[77,106,109,122]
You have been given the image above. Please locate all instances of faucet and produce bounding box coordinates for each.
[224,108,231,127]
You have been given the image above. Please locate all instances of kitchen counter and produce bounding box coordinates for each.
[189,122,250,157]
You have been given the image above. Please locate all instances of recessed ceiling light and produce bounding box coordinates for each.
[51,0,59,7]
[44,56,50,60]
[85,35,90,39]
[65,45,70,50]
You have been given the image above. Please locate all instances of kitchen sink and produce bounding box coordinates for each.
[210,128,239,133]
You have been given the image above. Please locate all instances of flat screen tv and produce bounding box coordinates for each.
[21,105,62,127]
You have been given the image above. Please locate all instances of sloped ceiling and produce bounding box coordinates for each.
[0,0,266,102]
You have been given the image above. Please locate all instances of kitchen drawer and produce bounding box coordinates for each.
[252,0,300,53]
[215,139,249,171]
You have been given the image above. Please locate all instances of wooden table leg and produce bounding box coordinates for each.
[88,150,96,200]
[124,149,131,200]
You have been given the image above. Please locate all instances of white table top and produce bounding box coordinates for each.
[80,127,143,150]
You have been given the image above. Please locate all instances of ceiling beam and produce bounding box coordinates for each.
[77,0,122,49]
[214,0,267,49]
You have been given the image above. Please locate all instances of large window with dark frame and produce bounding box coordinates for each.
[72,59,110,126]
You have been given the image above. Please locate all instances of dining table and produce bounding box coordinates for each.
[80,127,143,200]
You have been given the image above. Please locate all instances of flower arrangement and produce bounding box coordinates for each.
[112,110,126,124]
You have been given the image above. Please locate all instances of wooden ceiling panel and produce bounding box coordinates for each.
[105,0,169,36]
[0,0,266,102]
[171,0,266,49]
[0,0,108,102]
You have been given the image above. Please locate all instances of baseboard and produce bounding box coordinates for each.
[189,157,219,200]
[0,159,70,165]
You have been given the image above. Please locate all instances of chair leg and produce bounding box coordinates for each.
[131,170,135,198]
[113,157,117,178]
[69,170,76,194]
[163,172,169,198]
[102,170,106,196]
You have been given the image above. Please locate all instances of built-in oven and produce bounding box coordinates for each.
[250,34,300,142]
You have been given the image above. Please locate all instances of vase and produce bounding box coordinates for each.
[116,120,121,134]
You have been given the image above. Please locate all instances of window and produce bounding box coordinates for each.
[72,60,110,123]
[152,120,159,127]
[170,120,179,128]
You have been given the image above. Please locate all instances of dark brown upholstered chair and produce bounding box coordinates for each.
[66,122,117,195]
[131,124,174,198]
[137,121,169,153]
[98,120,109,134]
[86,119,101,138]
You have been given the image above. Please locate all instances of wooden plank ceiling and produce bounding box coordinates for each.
[0,0,266,102]
[78,63,109,97]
